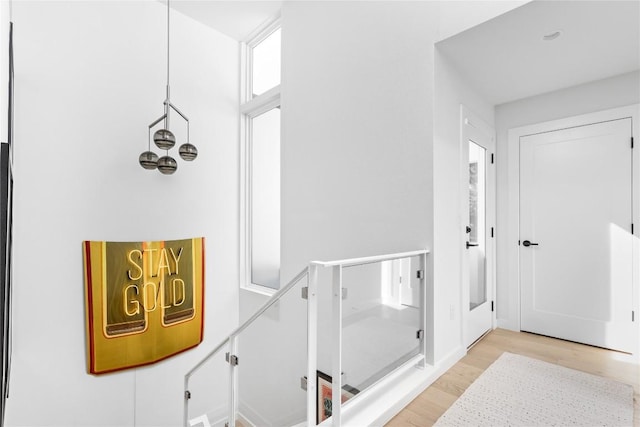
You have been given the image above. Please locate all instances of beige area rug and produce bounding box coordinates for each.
[434,352,633,426]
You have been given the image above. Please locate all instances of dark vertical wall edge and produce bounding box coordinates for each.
[0,144,9,427]
[1,21,14,427]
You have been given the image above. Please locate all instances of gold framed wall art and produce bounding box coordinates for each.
[83,238,205,374]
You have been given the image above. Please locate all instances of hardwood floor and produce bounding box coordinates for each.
[386,328,639,426]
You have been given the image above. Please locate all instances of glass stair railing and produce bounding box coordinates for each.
[184,250,430,427]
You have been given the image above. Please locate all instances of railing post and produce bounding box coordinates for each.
[228,337,238,427]
[331,265,343,426]
[417,253,426,368]
[182,266,311,427]
[422,252,434,366]
[307,265,319,426]
[183,376,189,427]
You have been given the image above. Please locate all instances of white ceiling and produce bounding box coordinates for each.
[437,0,640,106]
[169,0,639,105]
[169,1,283,41]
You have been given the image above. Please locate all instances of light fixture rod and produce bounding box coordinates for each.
[164,0,171,130]
[168,102,189,123]
[148,114,167,130]
[168,103,189,144]
[166,0,171,90]
[164,97,170,129]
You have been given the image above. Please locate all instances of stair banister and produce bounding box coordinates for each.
[184,266,310,427]
[311,249,427,268]
[310,249,429,425]
[184,248,430,427]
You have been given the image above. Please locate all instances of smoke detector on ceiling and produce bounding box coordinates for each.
[542,30,563,41]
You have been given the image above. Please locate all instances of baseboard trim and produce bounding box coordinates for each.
[339,346,466,426]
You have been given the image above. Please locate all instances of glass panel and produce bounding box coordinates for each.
[251,108,281,289]
[469,141,486,310]
[252,28,281,97]
[235,273,308,426]
[186,346,230,427]
[340,257,421,395]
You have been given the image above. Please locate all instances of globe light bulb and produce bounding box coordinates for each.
[179,143,198,161]
[139,151,159,170]
[153,129,176,150]
[157,156,178,175]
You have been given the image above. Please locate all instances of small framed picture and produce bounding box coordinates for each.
[316,371,359,424]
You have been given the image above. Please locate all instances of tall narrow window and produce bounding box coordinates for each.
[250,108,280,289]
[242,20,281,291]
[251,28,281,98]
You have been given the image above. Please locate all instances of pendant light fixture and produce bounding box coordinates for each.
[140,0,198,174]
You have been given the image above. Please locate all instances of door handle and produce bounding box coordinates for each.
[522,240,539,247]
[466,242,479,249]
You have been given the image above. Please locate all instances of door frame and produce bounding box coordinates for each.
[504,104,640,357]
[461,105,496,347]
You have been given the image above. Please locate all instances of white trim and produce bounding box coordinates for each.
[239,40,249,108]
[339,346,466,427]
[242,14,281,46]
[505,104,640,358]
[240,18,282,293]
[242,15,281,103]
[240,85,281,117]
[239,41,249,292]
[311,249,429,268]
[240,282,276,298]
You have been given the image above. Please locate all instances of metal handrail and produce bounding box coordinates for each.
[184,266,310,380]
[183,266,310,427]
[312,249,428,268]
[185,250,428,380]
[184,249,430,427]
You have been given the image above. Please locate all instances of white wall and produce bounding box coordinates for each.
[281,0,440,381]
[237,5,524,422]
[5,2,239,426]
[239,3,438,423]
[495,71,640,330]
[433,49,495,360]
[280,0,435,288]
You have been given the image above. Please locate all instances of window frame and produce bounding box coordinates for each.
[240,17,282,295]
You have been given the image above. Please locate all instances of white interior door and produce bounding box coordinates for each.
[462,107,495,347]
[520,118,634,353]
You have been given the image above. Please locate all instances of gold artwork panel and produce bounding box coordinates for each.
[83,238,205,374]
